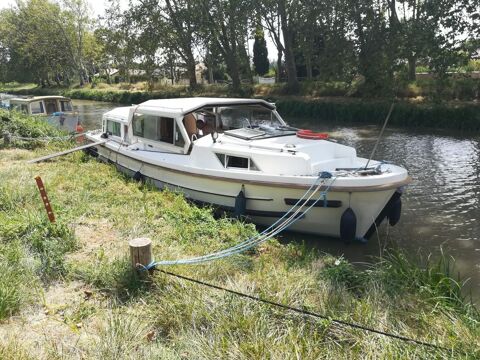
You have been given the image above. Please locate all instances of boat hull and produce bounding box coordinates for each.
[46,114,80,132]
[89,144,400,239]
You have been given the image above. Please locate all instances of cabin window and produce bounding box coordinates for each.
[174,123,185,148]
[12,104,28,113]
[132,113,174,144]
[250,160,260,171]
[215,153,226,166]
[30,101,44,114]
[60,101,72,112]
[227,155,248,169]
[215,153,260,171]
[106,120,121,137]
[219,108,250,130]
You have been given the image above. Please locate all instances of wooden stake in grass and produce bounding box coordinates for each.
[129,238,153,272]
[3,131,10,145]
[35,176,55,223]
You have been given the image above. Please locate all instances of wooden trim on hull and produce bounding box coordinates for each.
[191,199,305,219]
[92,143,412,192]
[284,198,342,208]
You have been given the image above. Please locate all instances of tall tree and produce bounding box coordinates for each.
[349,0,394,95]
[278,0,299,91]
[391,0,480,81]
[253,28,269,76]
[162,0,199,87]
[0,0,77,85]
[199,0,253,92]
[62,0,92,85]
[97,0,136,82]
[257,5,283,82]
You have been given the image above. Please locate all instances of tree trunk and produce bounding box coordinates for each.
[208,66,214,84]
[186,51,197,87]
[276,49,283,82]
[207,50,214,84]
[226,54,241,92]
[408,55,416,81]
[225,23,241,92]
[305,53,313,80]
[278,0,299,91]
[239,41,253,84]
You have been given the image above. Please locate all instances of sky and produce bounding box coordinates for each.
[0,0,278,62]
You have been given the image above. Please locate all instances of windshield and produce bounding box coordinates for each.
[219,106,283,131]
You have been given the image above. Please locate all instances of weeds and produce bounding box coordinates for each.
[321,255,368,295]
[0,109,67,149]
[0,241,38,320]
[0,340,34,360]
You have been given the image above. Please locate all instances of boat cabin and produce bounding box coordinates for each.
[9,96,74,115]
[102,98,289,155]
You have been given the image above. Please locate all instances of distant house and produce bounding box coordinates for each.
[196,62,207,84]
[473,49,480,60]
[129,69,146,76]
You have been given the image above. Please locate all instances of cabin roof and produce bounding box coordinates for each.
[137,97,275,116]
[9,96,71,103]
[103,106,131,123]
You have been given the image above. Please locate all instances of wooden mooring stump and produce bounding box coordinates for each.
[3,131,11,145]
[129,237,153,273]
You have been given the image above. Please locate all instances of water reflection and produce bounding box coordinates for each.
[74,99,117,130]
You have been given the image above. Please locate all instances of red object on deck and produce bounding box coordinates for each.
[296,129,329,140]
[35,176,55,223]
[75,124,85,144]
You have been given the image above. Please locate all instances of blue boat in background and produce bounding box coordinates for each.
[7,95,82,132]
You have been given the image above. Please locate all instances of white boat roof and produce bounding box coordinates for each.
[138,97,275,116]
[103,106,131,123]
[9,96,71,103]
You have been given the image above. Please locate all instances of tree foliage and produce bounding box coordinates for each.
[253,28,269,76]
[0,0,479,95]
[0,0,97,85]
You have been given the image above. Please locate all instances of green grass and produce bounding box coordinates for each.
[0,112,479,358]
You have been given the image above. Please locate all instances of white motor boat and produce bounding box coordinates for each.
[9,95,81,132]
[85,97,411,241]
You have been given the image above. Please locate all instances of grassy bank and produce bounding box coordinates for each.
[2,82,480,131]
[0,110,479,358]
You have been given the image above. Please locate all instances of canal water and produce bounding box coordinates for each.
[4,97,480,301]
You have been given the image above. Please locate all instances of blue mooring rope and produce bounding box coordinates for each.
[141,172,336,269]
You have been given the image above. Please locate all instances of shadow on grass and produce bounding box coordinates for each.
[68,254,154,303]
